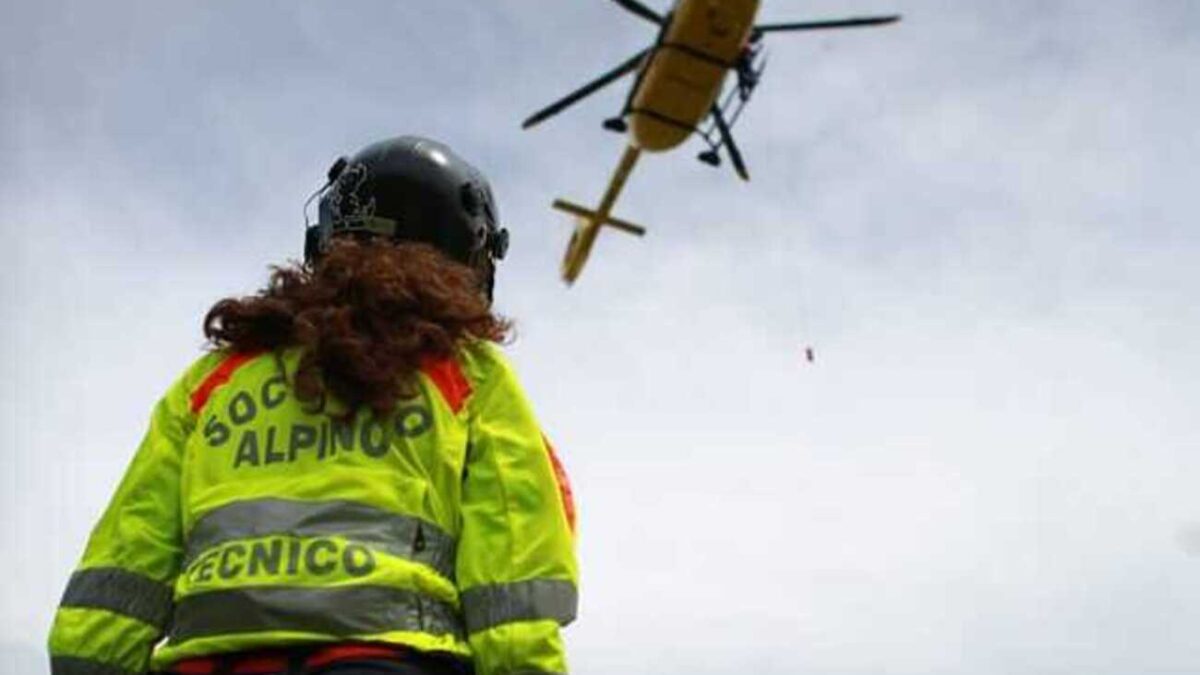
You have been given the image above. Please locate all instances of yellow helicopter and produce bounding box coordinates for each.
[523,0,900,283]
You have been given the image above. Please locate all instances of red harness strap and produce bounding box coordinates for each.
[543,435,577,534]
[193,353,470,416]
[172,643,410,674]
[420,356,574,532]
[189,351,265,414]
[419,356,472,414]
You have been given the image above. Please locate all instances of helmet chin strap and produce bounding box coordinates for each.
[465,243,497,305]
[302,156,351,264]
[302,185,324,231]
[304,157,350,227]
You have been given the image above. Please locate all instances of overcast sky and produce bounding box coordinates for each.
[3,1,1199,674]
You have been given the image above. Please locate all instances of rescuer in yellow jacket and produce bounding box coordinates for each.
[48,136,579,675]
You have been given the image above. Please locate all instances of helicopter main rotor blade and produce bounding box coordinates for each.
[522,48,651,129]
[610,0,665,24]
[710,103,749,182]
[755,15,901,35]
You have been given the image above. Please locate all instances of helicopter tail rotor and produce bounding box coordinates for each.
[552,199,647,238]
[553,198,647,284]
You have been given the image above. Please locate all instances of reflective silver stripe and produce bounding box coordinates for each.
[51,656,136,675]
[169,585,464,644]
[185,498,456,580]
[60,567,174,629]
[460,578,577,634]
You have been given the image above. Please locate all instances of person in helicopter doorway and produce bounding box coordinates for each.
[48,136,580,675]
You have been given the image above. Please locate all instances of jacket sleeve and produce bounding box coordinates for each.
[456,347,579,675]
[48,355,216,675]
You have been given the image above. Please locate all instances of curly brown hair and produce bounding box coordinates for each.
[203,238,510,416]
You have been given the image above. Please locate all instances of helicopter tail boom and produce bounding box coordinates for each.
[554,144,645,284]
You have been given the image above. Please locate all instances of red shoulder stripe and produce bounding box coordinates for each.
[420,356,472,414]
[543,435,577,534]
[189,351,264,414]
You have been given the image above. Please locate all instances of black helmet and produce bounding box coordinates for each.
[304,136,509,299]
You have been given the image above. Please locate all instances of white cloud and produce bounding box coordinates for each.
[4,2,1199,674]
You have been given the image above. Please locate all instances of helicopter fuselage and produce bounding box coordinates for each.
[520,0,900,283]
[628,0,759,151]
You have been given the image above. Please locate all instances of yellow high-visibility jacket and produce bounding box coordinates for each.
[48,342,578,675]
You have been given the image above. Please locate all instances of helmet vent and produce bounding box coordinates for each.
[460,183,481,217]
